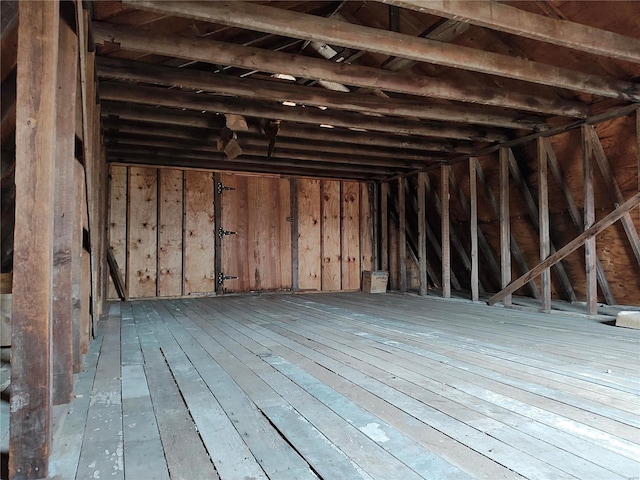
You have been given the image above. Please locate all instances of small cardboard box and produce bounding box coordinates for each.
[362,271,388,293]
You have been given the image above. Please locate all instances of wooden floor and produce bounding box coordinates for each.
[47,293,640,480]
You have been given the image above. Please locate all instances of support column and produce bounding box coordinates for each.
[538,138,551,312]
[290,178,299,291]
[469,158,479,301]
[10,1,60,478]
[500,148,512,306]
[398,178,407,292]
[380,182,389,273]
[441,165,451,298]
[52,3,79,405]
[417,172,428,296]
[582,125,598,314]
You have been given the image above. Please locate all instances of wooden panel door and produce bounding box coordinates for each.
[220,173,292,293]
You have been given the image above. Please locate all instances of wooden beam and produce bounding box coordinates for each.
[417,172,427,295]
[543,138,615,305]
[52,5,78,406]
[488,193,640,306]
[92,22,587,118]
[637,108,640,223]
[384,0,640,64]
[507,149,576,302]
[99,82,505,143]
[101,102,477,154]
[124,1,640,102]
[473,158,538,297]
[441,165,451,298]
[588,125,640,268]
[10,2,59,478]
[97,57,545,131]
[469,158,479,301]
[538,137,551,312]
[380,182,389,272]
[499,148,511,306]
[105,132,440,164]
[582,125,598,314]
[398,177,407,292]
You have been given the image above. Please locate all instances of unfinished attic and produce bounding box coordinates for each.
[1,0,640,479]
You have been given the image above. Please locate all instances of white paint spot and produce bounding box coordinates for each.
[88,461,96,469]
[359,423,390,443]
[92,470,100,479]
[10,393,29,413]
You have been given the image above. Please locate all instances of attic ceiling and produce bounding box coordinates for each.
[86,1,640,179]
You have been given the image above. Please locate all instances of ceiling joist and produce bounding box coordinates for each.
[91,22,588,118]
[383,0,640,64]
[123,0,640,102]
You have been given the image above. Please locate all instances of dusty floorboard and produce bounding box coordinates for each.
[47,293,640,480]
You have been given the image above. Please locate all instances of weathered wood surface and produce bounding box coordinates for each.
[10,2,59,477]
[158,169,183,297]
[49,293,640,480]
[489,193,640,306]
[108,166,128,299]
[583,126,598,315]
[298,179,322,291]
[322,181,341,291]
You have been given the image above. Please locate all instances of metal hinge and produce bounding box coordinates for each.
[217,182,236,194]
[218,227,237,238]
[218,272,238,284]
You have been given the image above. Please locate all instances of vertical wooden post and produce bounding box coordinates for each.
[417,172,428,296]
[500,148,512,306]
[582,125,598,314]
[290,178,299,291]
[636,108,639,223]
[214,173,223,295]
[538,138,551,312]
[10,2,60,478]
[371,183,379,270]
[380,182,389,273]
[398,178,407,292]
[52,3,78,406]
[441,165,451,298]
[469,158,479,301]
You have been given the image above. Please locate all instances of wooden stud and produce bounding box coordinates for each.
[582,126,598,315]
[371,183,380,271]
[543,138,615,305]
[488,193,640,306]
[108,166,128,299]
[51,5,78,406]
[538,138,551,312]
[507,149,575,302]
[441,166,451,298]
[360,183,374,272]
[417,172,428,296]
[290,179,299,291]
[499,148,512,306]
[398,178,407,292]
[342,182,361,290]
[10,2,59,477]
[322,181,341,290]
[72,160,85,372]
[588,125,640,268]
[380,182,389,273]
[469,158,479,302]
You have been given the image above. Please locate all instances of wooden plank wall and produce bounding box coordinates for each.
[183,171,215,295]
[296,179,369,292]
[110,171,372,298]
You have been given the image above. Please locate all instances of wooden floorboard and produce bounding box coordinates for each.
[48,293,640,480]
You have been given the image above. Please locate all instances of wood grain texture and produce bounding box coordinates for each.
[342,182,361,290]
[158,169,183,297]
[221,174,248,293]
[10,2,59,477]
[380,182,389,273]
[298,179,321,290]
[538,138,551,312]
[183,170,215,295]
[108,166,128,299]
[441,166,451,298]
[127,167,158,298]
[360,183,374,273]
[52,10,78,406]
[499,149,512,306]
[322,181,342,291]
[469,159,479,301]
[582,126,598,314]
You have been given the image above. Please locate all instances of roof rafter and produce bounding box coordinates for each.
[122,0,640,102]
[382,0,640,64]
